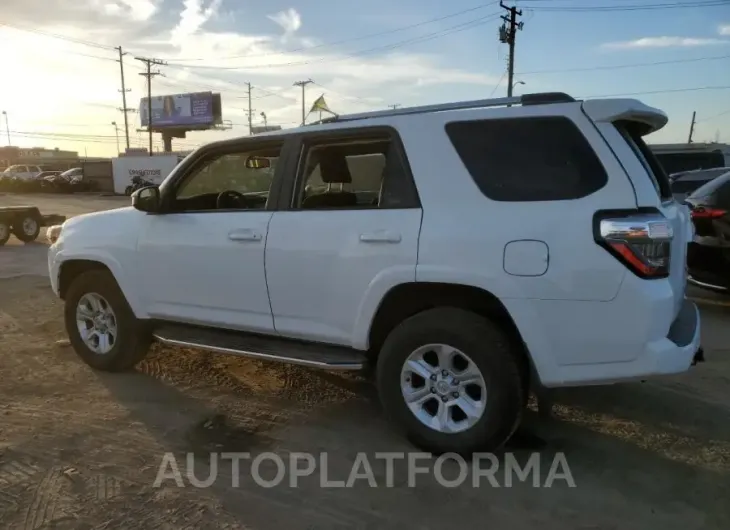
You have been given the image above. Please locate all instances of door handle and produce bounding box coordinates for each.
[228,229,262,242]
[359,231,401,243]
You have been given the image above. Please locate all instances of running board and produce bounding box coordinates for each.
[152,323,366,371]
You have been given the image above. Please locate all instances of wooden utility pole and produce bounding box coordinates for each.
[499,2,523,98]
[115,46,134,150]
[688,111,697,143]
[135,56,166,156]
[293,79,313,126]
[246,83,255,136]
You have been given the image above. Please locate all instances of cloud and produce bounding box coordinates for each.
[602,36,729,49]
[720,24,730,36]
[172,0,221,42]
[0,1,504,155]
[267,8,302,37]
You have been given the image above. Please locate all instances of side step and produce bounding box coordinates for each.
[152,323,367,371]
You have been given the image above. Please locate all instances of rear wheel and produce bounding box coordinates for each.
[64,269,152,372]
[0,221,10,246]
[376,307,525,455]
[12,213,41,242]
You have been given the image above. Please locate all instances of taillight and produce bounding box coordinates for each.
[596,212,673,279]
[690,207,726,219]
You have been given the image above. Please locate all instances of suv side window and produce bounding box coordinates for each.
[445,116,608,202]
[172,144,282,212]
[292,132,418,210]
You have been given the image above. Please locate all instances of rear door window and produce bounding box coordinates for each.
[445,116,608,202]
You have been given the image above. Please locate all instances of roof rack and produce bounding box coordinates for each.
[313,92,576,125]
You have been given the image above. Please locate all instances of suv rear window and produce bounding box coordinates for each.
[445,116,607,202]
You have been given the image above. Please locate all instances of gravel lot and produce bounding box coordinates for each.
[0,194,728,529]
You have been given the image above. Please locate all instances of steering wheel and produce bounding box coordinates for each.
[216,190,249,209]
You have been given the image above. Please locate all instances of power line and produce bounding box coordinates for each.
[696,108,730,123]
[519,0,730,12]
[0,22,115,50]
[582,84,730,98]
[517,53,730,75]
[167,2,502,62]
[163,12,502,72]
[311,82,372,104]
[488,70,507,97]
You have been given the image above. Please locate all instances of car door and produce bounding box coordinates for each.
[136,139,287,333]
[265,128,422,347]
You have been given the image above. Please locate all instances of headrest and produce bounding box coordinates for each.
[318,148,352,184]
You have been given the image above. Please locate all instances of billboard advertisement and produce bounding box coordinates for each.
[139,92,221,128]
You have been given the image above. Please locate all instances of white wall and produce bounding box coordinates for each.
[111,155,179,194]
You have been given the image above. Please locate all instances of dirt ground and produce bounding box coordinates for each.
[0,194,729,529]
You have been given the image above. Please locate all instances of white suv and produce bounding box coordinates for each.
[47,92,702,454]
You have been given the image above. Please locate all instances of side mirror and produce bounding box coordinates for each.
[132,186,160,213]
[245,156,270,169]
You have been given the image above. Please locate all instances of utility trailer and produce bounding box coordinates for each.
[0,206,66,246]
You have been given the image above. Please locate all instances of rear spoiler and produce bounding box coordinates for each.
[581,99,668,135]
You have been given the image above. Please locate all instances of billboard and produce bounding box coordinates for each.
[139,92,222,128]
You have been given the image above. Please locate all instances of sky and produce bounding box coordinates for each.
[0,0,729,157]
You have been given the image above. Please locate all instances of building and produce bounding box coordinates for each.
[0,146,81,171]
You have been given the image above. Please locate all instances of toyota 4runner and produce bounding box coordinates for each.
[47,92,702,454]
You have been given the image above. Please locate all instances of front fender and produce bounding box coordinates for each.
[53,249,147,318]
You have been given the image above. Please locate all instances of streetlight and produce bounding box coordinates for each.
[512,80,526,93]
[1,111,10,146]
[260,112,267,128]
[111,121,120,154]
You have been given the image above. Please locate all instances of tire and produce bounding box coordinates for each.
[0,220,10,246]
[64,269,152,372]
[376,307,525,455]
[12,213,41,243]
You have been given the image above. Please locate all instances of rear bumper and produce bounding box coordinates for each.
[506,294,702,388]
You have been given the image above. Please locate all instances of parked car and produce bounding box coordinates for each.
[47,92,701,454]
[42,167,91,193]
[36,170,62,179]
[1,164,43,181]
[686,171,730,293]
[670,167,730,202]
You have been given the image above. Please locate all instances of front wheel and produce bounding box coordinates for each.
[376,307,525,455]
[64,269,152,371]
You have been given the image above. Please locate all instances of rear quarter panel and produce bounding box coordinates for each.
[400,103,635,302]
